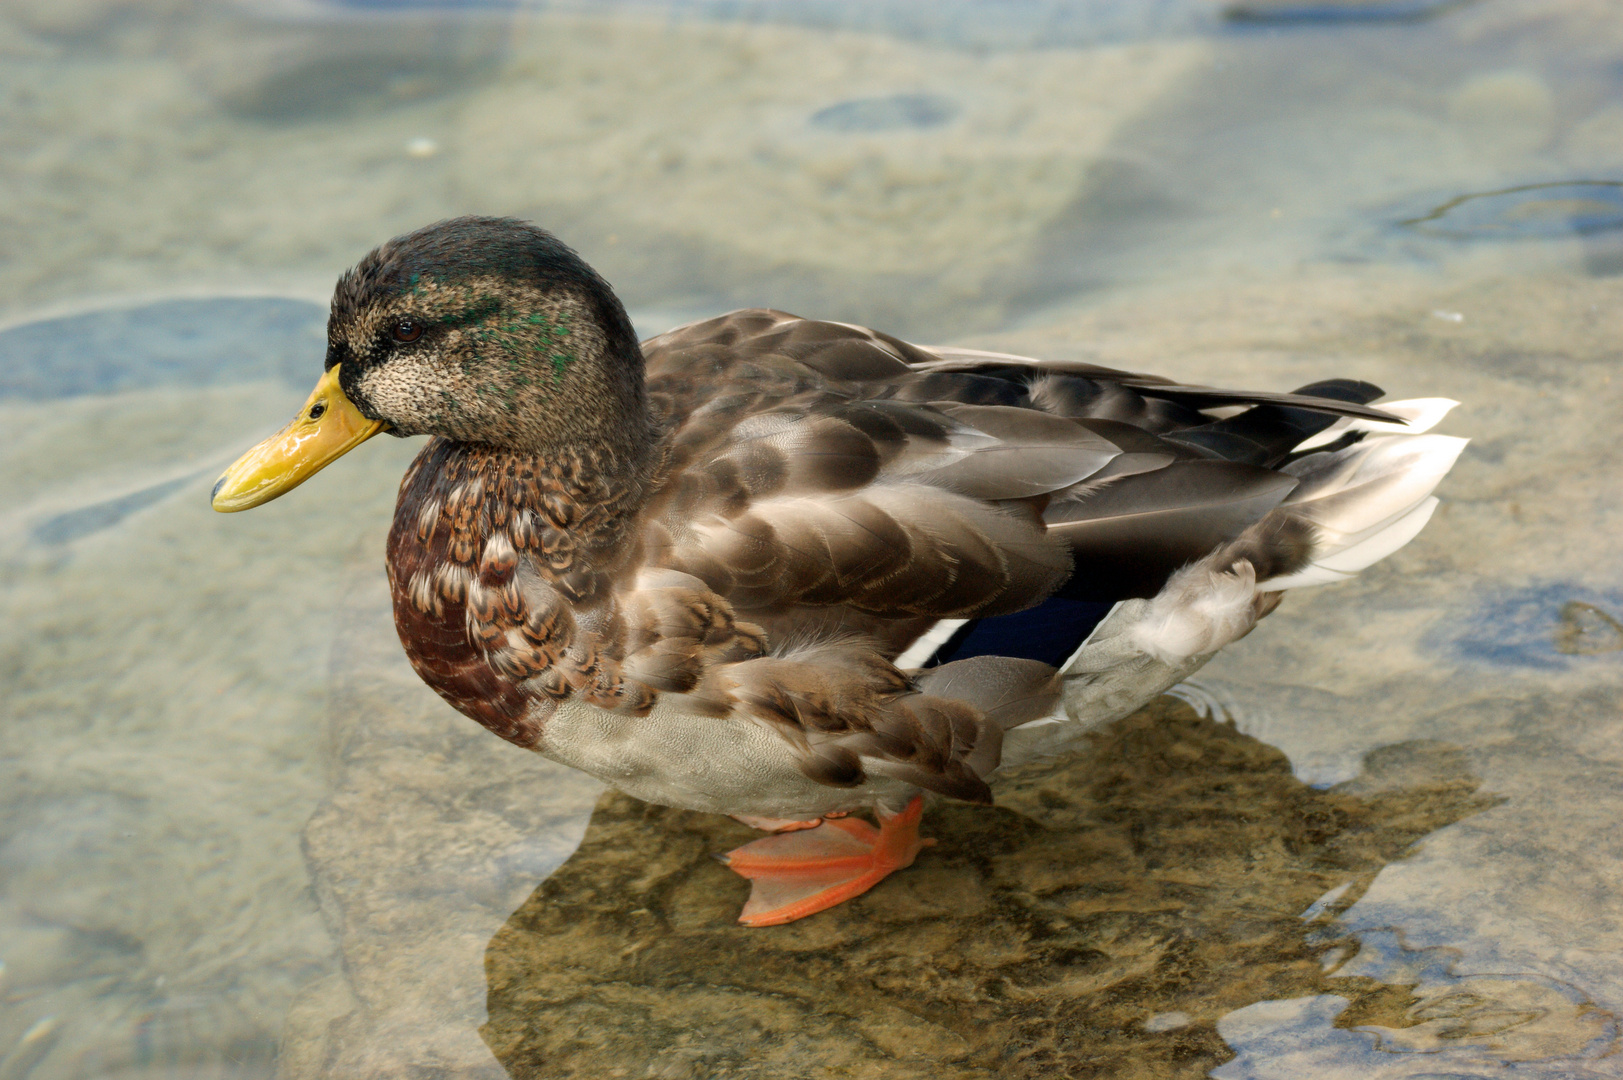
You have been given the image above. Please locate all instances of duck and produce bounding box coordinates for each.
[212,216,1464,927]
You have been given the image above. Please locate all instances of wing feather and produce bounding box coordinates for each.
[911,346,1401,423]
[1045,461,1299,599]
[908,403,1122,498]
[641,308,1400,622]
[722,644,1004,802]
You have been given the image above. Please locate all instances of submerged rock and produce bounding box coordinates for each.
[482,700,1498,1080]
[30,474,195,545]
[1223,0,1476,24]
[1446,70,1555,159]
[1554,600,1623,655]
[809,93,959,132]
[179,4,511,121]
[0,297,322,400]
[1400,182,1623,240]
[1219,927,1620,1076]
[1448,583,1623,669]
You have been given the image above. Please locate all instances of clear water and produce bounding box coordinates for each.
[2,1,1620,1077]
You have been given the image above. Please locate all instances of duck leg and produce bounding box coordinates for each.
[719,796,933,927]
[729,811,848,833]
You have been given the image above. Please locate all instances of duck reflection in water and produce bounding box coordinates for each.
[482,697,1503,1080]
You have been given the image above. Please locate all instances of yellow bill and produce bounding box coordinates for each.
[212,366,388,512]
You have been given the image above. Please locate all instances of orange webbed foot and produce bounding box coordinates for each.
[719,796,933,927]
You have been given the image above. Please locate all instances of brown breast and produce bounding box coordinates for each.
[384,435,763,748]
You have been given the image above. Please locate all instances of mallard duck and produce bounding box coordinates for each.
[213,217,1463,926]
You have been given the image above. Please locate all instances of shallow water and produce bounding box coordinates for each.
[1,1,1620,1077]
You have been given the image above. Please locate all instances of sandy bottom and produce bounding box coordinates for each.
[2,2,1622,1078]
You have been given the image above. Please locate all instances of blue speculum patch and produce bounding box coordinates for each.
[930,596,1117,669]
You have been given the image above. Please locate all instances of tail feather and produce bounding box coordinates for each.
[1261,433,1466,591]
[1293,397,1459,451]
[1161,378,1386,467]
[998,399,1465,772]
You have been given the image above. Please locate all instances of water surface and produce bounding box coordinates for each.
[1,1,1620,1077]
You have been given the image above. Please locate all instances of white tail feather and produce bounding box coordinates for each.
[1262,433,1465,591]
[1315,495,1439,573]
[1294,397,1459,451]
[1262,496,1439,589]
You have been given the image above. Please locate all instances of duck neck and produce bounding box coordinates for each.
[450,422,661,607]
[535,362,662,524]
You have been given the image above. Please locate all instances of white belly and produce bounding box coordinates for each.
[535,697,915,820]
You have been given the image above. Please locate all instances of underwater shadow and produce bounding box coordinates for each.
[480,697,1500,1080]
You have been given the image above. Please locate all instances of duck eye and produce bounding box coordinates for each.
[392,319,423,343]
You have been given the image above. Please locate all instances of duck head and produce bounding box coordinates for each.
[212,216,653,511]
